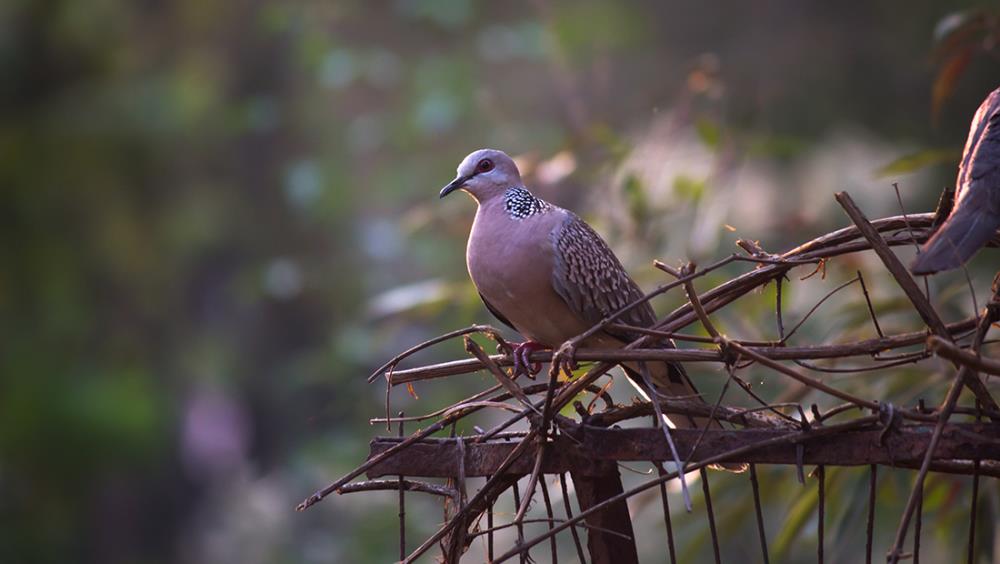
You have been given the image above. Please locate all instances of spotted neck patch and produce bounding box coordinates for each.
[503,186,550,219]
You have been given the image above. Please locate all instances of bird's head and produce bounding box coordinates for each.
[439,148,522,203]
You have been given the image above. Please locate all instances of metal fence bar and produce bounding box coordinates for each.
[913,479,923,564]
[699,467,721,564]
[397,413,406,561]
[865,464,877,564]
[559,472,588,564]
[967,459,980,564]
[365,423,1000,478]
[539,476,558,564]
[749,464,770,564]
[817,465,825,564]
[511,480,527,564]
[656,464,678,564]
[487,474,495,562]
[570,468,639,564]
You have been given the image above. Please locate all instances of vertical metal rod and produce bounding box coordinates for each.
[657,464,678,564]
[749,464,770,564]
[865,464,877,564]
[967,459,981,564]
[966,406,984,564]
[397,412,406,561]
[512,479,527,564]
[776,277,786,338]
[913,478,923,564]
[699,467,722,564]
[539,476,558,564]
[571,468,639,564]
[559,473,588,564]
[487,474,494,562]
[817,465,825,564]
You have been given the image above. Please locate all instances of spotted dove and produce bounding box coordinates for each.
[911,86,1000,274]
[440,148,718,429]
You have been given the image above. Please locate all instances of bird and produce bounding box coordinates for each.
[911,86,1000,274]
[440,148,719,430]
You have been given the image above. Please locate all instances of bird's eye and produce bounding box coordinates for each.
[477,159,494,172]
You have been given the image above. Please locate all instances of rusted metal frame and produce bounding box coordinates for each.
[490,416,882,562]
[344,207,992,564]
[400,429,538,564]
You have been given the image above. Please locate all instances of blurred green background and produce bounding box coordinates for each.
[2,1,999,563]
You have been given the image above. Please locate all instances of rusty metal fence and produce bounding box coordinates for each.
[298,191,1000,563]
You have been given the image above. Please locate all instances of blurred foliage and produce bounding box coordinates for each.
[876,147,963,177]
[1,1,999,563]
[931,7,1000,122]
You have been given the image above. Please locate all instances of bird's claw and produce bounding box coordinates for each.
[511,341,546,379]
[550,341,578,378]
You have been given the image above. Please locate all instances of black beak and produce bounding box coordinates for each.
[439,173,473,198]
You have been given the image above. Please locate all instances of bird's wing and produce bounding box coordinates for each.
[549,212,720,434]
[478,292,517,332]
[959,88,1000,190]
[913,89,1000,274]
[550,212,657,342]
[478,208,689,393]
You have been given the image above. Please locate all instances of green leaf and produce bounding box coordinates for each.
[875,148,960,178]
[623,174,649,223]
[695,117,721,149]
[673,175,706,201]
[747,134,807,158]
[773,480,820,558]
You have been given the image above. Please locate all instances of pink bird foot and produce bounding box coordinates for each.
[511,341,547,379]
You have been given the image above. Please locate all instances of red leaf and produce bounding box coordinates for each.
[931,49,973,124]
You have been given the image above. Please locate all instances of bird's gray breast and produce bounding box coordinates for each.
[466,207,587,344]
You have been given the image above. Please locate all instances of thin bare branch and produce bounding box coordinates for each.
[367,324,503,383]
[386,317,978,385]
[337,479,456,498]
[927,335,1000,376]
